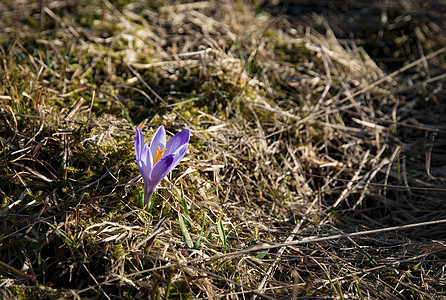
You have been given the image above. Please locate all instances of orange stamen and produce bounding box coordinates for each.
[153,146,167,165]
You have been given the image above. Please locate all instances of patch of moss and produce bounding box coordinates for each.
[5,284,64,299]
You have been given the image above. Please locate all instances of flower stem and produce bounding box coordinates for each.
[144,190,154,212]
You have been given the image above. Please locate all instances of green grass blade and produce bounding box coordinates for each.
[45,222,77,251]
[255,249,269,259]
[139,189,144,209]
[194,212,207,249]
[179,184,191,226]
[217,219,227,254]
[178,211,194,248]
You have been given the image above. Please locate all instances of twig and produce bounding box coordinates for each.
[255,197,319,294]
[192,218,446,264]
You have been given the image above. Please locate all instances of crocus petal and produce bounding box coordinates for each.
[146,154,175,194]
[146,144,153,168]
[165,129,190,156]
[138,144,152,183]
[134,128,144,161]
[149,125,166,162]
[171,143,189,170]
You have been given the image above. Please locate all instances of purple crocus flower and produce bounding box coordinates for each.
[135,125,190,208]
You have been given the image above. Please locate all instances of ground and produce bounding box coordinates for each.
[1,0,445,299]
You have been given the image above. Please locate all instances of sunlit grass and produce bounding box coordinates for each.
[1,0,446,298]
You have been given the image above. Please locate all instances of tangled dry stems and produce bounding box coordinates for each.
[1,0,445,298]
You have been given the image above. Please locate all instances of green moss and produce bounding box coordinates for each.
[1,196,9,210]
[5,284,64,299]
[113,244,126,260]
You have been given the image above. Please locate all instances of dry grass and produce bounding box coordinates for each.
[1,0,446,299]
